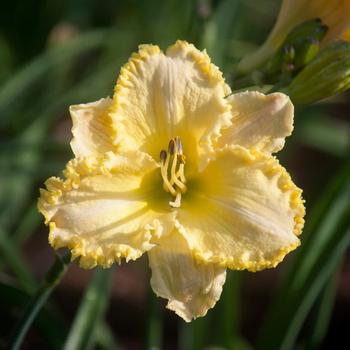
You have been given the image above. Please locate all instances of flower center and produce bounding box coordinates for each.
[160,137,187,208]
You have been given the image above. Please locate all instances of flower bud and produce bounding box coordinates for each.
[287,41,350,104]
[265,19,327,78]
[238,0,350,73]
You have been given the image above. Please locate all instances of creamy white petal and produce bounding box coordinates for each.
[148,231,226,322]
[111,41,232,170]
[38,151,175,268]
[218,91,293,154]
[70,98,117,157]
[177,146,305,271]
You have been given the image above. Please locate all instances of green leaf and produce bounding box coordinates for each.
[295,114,350,157]
[304,266,340,350]
[211,271,242,350]
[8,252,70,350]
[0,279,67,350]
[0,30,108,124]
[136,0,193,47]
[94,321,121,350]
[11,202,43,244]
[0,230,36,293]
[201,0,240,69]
[63,268,112,350]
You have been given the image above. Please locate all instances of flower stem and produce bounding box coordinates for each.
[221,271,241,349]
[305,264,340,350]
[179,317,208,350]
[146,287,162,350]
[8,251,71,350]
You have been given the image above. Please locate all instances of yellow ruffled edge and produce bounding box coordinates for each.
[166,40,231,94]
[109,40,232,157]
[112,43,161,102]
[47,221,154,269]
[112,40,231,103]
[38,153,158,269]
[176,145,305,272]
[38,156,110,216]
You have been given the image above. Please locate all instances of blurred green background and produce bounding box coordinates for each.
[0,0,349,349]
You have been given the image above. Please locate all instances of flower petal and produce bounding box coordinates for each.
[218,91,293,154]
[111,40,232,170]
[38,151,175,268]
[312,0,350,46]
[70,98,117,157]
[148,230,226,322]
[177,146,305,272]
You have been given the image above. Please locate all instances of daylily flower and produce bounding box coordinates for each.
[238,0,350,73]
[38,41,305,322]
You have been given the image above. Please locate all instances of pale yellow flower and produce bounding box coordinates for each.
[38,41,305,322]
[238,0,350,73]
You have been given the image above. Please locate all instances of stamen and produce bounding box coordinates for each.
[160,136,187,208]
[169,192,182,208]
[177,155,186,183]
[160,150,167,163]
[160,149,177,196]
[168,139,175,155]
[170,141,187,191]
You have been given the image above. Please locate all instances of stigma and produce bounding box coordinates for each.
[160,137,187,208]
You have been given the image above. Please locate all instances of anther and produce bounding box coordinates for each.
[160,150,167,163]
[168,139,175,155]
